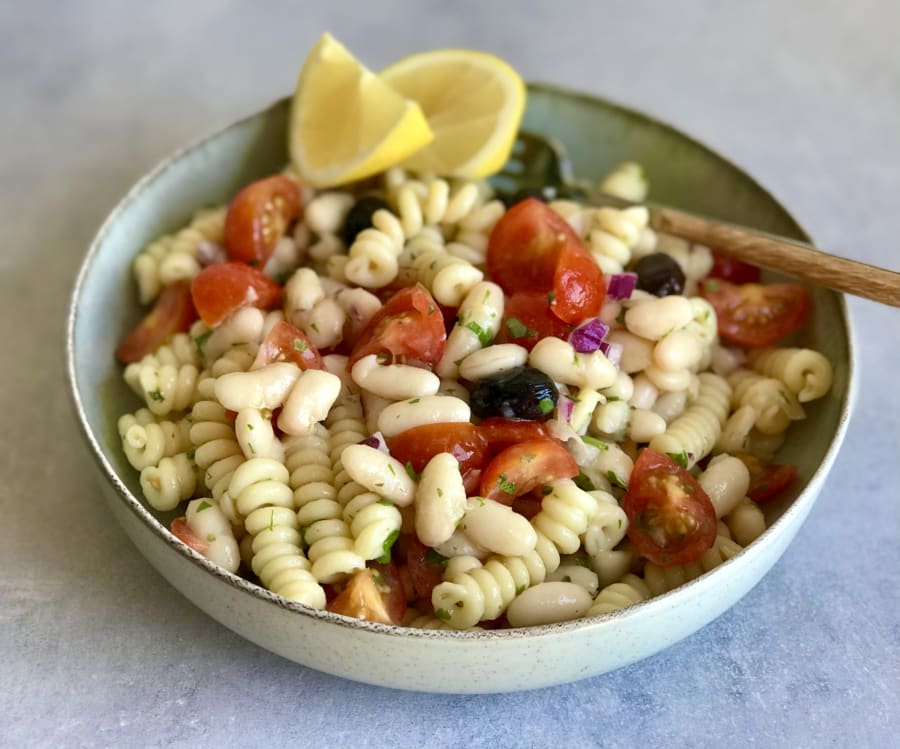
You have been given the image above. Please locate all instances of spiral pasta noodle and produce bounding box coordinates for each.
[749,347,833,403]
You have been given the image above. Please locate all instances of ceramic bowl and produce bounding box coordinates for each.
[66,84,855,693]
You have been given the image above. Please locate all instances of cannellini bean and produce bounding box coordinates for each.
[628,408,667,443]
[529,337,617,390]
[205,307,265,361]
[303,191,354,235]
[506,582,593,627]
[351,354,440,400]
[277,369,342,435]
[432,528,489,560]
[415,453,467,547]
[235,408,284,461]
[377,395,471,438]
[459,498,537,557]
[185,498,240,573]
[546,564,600,597]
[458,344,528,381]
[605,329,654,374]
[340,444,416,506]
[215,362,300,411]
[624,296,694,340]
[653,329,704,371]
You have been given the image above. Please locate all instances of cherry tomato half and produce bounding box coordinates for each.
[386,422,486,495]
[115,281,198,364]
[709,252,761,284]
[348,285,446,366]
[494,291,574,351]
[170,517,208,555]
[700,279,811,348]
[191,262,283,327]
[479,438,578,505]
[487,198,604,324]
[476,417,554,458]
[327,566,406,625]
[224,175,301,266]
[622,449,718,567]
[404,535,446,602]
[251,320,324,371]
[736,452,797,503]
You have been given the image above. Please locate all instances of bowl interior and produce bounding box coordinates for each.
[68,84,853,687]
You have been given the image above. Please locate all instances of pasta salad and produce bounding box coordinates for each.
[115,152,833,631]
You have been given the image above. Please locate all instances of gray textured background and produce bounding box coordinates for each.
[2,1,898,747]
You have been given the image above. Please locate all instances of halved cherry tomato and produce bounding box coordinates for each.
[622,449,718,567]
[386,422,486,495]
[709,252,761,284]
[115,281,197,363]
[486,198,604,324]
[700,279,811,348]
[476,417,555,458]
[170,517,208,555]
[348,285,446,366]
[479,438,578,505]
[494,291,574,351]
[327,566,406,624]
[511,495,543,520]
[191,262,283,327]
[251,320,324,371]
[404,535,446,602]
[224,175,301,266]
[736,452,797,503]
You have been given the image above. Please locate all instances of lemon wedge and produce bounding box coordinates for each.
[379,49,526,178]
[289,33,434,188]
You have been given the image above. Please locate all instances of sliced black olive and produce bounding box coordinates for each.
[634,252,686,297]
[341,196,390,245]
[469,366,559,422]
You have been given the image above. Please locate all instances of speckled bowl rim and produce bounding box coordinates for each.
[66,82,856,646]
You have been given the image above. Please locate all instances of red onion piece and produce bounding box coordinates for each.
[359,431,388,453]
[606,272,638,300]
[568,318,610,353]
[599,340,623,369]
[558,395,575,422]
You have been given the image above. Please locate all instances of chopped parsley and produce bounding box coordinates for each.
[538,397,555,415]
[206,533,216,542]
[426,549,448,567]
[667,450,690,469]
[465,320,493,347]
[405,461,419,481]
[376,498,393,507]
[387,463,396,477]
[546,291,556,304]
[574,471,596,492]
[376,530,399,564]
[292,337,309,353]
[148,389,165,403]
[408,398,420,405]
[196,500,211,512]
[607,470,627,489]
[498,473,516,496]
[436,488,444,497]
[435,608,451,621]
[309,322,319,333]
[193,329,213,355]
[581,435,608,450]
[505,317,536,339]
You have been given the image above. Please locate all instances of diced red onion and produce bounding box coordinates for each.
[360,431,389,453]
[568,318,610,353]
[558,395,575,423]
[599,340,623,369]
[606,272,638,300]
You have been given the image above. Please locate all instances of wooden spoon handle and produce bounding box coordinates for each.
[654,207,900,307]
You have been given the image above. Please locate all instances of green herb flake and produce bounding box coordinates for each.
[292,337,309,353]
[581,435,609,451]
[541,486,553,496]
[426,549,448,568]
[405,461,419,481]
[148,389,165,403]
[607,470,627,489]
[408,398,420,405]
[505,317,536,339]
[437,488,444,497]
[186,448,196,461]
[387,463,396,477]
[377,530,399,564]
[547,291,556,304]
[309,322,319,333]
[206,533,216,543]
[667,450,690,469]
[574,471,597,492]
[246,422,254,430]
[521,453,536,464]
[515,584,527,596]
[435,608,451,621]
[193,329,213,355]
[573,555,590,568]
[465,320,493,347]
[704,279,721,293]
[498,473,516,496]
[538,397,555,415]
[196,500,211,512]
[376,498,393,507]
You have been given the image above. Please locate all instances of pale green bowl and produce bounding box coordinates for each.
[66,84,855,693]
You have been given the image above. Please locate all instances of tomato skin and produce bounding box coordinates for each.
[476,417,554,457]
[486,198,604,324]
[404,535,446,602]
[327,566,406,625]
[252,320,324,371]
[736,452,797,503]
[386,422,486,495]
[224,175,301,266]
[495,292,574,351]
[170,517,208,555]
[479,438,578,505]
[622,449,718,567]
[709,252,761,284]
[700,280,811,348]
[348,285,446,367]
[191,262,283,327]
[116,281,197,363]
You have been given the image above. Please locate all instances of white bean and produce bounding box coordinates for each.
[351,355,440,401]
[605,329,654,374]
[415,453,467,547]
[546,565,600,597]
[624,296,694,340]
[506,582,593,627]
[277,369,342,435]
[377,395,470,438]
[628,408,667,443]
[214,362,300,411]
[340,444,416,506]
[459,497,538,557]
[459,344,528,381]
[529,337,617,390]
[653,329,704,371]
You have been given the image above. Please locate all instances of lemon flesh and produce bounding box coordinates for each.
[380,49,526,178]
[289,33,434,188]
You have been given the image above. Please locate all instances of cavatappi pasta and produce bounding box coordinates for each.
[115,160,834,630]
